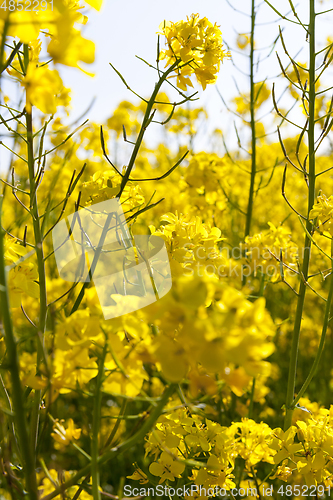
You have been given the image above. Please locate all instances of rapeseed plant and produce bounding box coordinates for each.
[1,1,333,498]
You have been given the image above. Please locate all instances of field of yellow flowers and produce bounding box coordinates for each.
[2,1,333,499]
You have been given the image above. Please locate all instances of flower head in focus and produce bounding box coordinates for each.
[158,13,230,91]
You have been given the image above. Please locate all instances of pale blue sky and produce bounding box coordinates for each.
[60,0,317,151]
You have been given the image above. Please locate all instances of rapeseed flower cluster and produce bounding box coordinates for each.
[129,406,333,491]
[159,13,230,90]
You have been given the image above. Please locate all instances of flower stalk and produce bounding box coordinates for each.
[0,195,38,500]
[291,238,333,409]
[117,59,180,198]
[25,104,48,462]
[284,0,316,430]
[245,0,257,239]
[91,342,107,500]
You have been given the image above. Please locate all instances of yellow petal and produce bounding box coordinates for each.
[84,0,103,10]
[149,462,165,477]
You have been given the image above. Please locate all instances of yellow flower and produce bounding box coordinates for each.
[51,418,82,447]
[106,100,141,138]
[127,466,149,484]
[195,454,235,490]
[188,368,217,397]
[51,347,98,394]
[232,419,275,467]
[236,34,251,50]
[270,426,303,465]
[28,39,42,62]
[4,1,98,71]
[4,236,39,308]
[296,451,327,487]
[159,13,229,91]
[244,222,297,281]
[103,349,148,397]
[309,192,333,236]
[149,450,185,483]
[154,337,189,382]
[270,463,293,482]
[47,27,95,70]
[84,0,103,9]
[151,211,224,275]
[167,106,207,135]
[233,82,270,116]
[222,366,252,397]
[21,65,64,114]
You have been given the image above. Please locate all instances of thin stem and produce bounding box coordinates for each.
[101,399,127,451]
[245,0,257,239]
[0,20,9,75]
[26,107,48,459]
[263,0,305,25]
[117,60,179,198]
[248,378,256,419]
[69,212,114,316]
[91,343,107,500]
[0,196,38,499]
[284,0,316,430]
[247,272,266,418]
[291,239,333,408]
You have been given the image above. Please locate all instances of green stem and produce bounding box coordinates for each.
[117,60,179,198]
[102,399,127,451]
[291,238,333,409]
[0,19,9,75]
[0,196,38,499]
[91,343,107,500]
[284,0,316,430]
[69,212,113,316]
[71,61,181,314]
[248,378,256,419]
[244,0,257,239]
[0,373,20,458]
[26,107,48,458]
[41,384,176,500]
[247,273,265,419]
